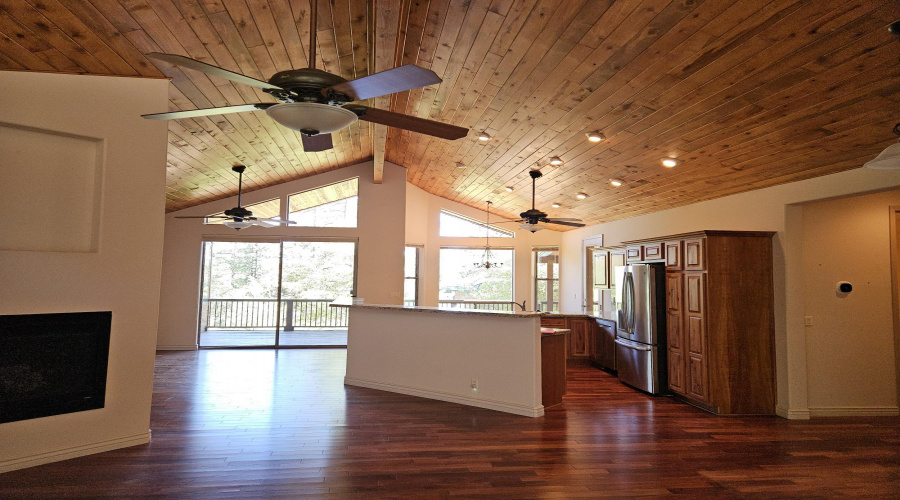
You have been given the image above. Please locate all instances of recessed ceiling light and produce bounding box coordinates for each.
[610,179,623,187]
[478,132,491,141]
[586,131,605,143]
[576,192,588,200]
[549,156,564,165]
[551,202,561,208]
[661,158,682,168]
[455,162,466,169]
[505,186,514,192]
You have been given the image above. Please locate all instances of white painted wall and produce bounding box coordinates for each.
[405,183,561,308]
[558,167,900,418]
[156,161,407,350]
[0,72,169,471]
[344,307,543,417]
[801,188,900,416]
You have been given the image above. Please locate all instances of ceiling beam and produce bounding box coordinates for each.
[371,0,406,183]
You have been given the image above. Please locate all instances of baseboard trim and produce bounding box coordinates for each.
[808,406,900,417]
[344,377,544,418]
[156,344,198,351]
[775,405,810,420]
[0,430,151,473]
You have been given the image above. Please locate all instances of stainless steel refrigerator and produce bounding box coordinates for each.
[614,263,667,394]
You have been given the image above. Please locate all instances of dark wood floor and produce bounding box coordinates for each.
[2,349,899,498]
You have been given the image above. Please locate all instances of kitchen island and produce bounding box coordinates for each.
[339,303,562,417]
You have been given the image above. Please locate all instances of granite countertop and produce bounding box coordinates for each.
[331,301,542,318]
[540,328,570,337]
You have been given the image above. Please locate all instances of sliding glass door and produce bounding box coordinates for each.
[198,238,357,348]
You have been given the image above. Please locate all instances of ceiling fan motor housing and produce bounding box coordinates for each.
[224,206,253,219]
[265,68,352,104]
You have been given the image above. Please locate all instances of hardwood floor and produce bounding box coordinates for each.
[1,350,898,498]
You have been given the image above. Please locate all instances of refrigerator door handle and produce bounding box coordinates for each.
[624,271,636,333]
[615,337,652,351]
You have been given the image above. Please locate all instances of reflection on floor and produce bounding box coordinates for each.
[199,328,347,347]
[2,350,898,498]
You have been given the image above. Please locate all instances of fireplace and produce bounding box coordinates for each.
[0,311,111,424]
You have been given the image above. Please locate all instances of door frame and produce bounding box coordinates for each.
[889,206,900,405]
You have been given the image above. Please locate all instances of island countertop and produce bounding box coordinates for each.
[331,301,542,318]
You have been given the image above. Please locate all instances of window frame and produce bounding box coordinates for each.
[287,177,359,228]
[533,247,560,313]
[438,209,514,238]
[438,246,515,305]
[404,245,421,306]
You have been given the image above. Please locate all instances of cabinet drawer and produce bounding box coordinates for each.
[541,317,567,328]
[642,242,664,261]
[664,240,683,270]
[625,246,642,263]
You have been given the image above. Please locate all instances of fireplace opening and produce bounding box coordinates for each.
[0,311,111,424]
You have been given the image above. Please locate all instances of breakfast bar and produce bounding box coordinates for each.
[338,303,566,417]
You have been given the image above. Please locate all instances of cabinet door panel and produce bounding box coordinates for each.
[665,273,682,312]
[684,238,705,271]
[685,273,705,315]
[568,319,591,358]
[593,320,616,370]
[625,246,642,263]
[643,242,663,260]
[688,355,707,401]
[609,252,626,288]
[591,250,609,288]
[688,316,704,355]
[665,240,682,270]
[668,348,685,394]
[667,311,682,350]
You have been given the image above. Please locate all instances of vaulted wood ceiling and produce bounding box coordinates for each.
[1,0,898,227]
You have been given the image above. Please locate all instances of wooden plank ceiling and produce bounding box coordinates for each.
[0,0,898,226]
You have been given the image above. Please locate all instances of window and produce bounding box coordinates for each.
[439,210,513,238]
[438,247,513,310]
[288,178,358,227]
[534,248,559,313]
[205,198,280,224]
[404,246,420,306]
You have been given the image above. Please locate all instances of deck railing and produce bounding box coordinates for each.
[438,300,515,312]
[202,298,347,330]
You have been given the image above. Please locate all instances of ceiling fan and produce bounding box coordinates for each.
[500,170,586,232]
[175,165,297,230]
[141,2,467,152]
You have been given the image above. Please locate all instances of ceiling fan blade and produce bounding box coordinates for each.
[345,105,468,140]
[175,215,229,219]
[143,103,276,120]
[545,218,583,222]
[545,220,585,227]
[301,133,334,152]
[147,52,282,90]
[324,64,441,101]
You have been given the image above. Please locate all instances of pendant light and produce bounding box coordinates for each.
[474,201,503,269]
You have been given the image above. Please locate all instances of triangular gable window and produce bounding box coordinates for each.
[439,210,514,238]
[288,178,358,227]
[205,198,280,224]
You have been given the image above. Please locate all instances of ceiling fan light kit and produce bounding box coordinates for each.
[502,170,586,232]
[265,103,358,134]
[864,123,900,170]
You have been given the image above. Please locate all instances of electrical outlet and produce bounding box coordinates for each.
[804,316,813,326]
[471,379,478,392]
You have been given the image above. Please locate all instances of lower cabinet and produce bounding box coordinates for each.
[592,319,616,371]
[567,318,592,358]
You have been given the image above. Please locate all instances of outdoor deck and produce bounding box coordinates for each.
[199,328,347,347]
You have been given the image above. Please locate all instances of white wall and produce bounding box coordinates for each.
[405,183,561,308]
[156,161,407,349]
[801,188,900,416]
[344,307,543,417]
[559,167,900,418]
[0,71,169,471]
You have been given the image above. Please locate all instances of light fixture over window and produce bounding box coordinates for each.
[576,192,588,200]
[474,201,503,270]
[661,158,682,168]
[586,131,605,142]
[549,156,564,165]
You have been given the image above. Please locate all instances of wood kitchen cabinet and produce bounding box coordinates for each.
[592,318,616,371]
[540,315,594,360]
[623,231,776,415]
